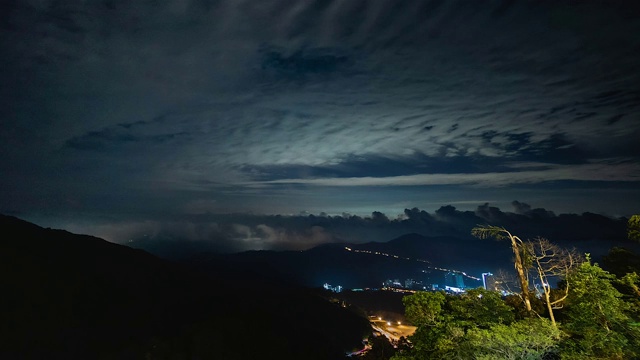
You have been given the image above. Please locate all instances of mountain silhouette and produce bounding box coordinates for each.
[0,215,370,359]
[186,233,515,290]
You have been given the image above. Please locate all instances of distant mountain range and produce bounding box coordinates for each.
[131,223,640,290]
[186,236,489,290]
[121,205,633,261]
[0,215,370,359]
[182,233,511,290]
[2,213,636,358]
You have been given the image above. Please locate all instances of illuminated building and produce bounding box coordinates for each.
[482,272,496,291]
[445,271,465,289]
[323,283,343,293]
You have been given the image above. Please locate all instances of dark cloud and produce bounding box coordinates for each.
[511,200,555,219]
[511,200,531,215]
[64,121,191,151]
[1,0,639,239]
[260,46,352,78]
[52,202,628,260]
[474,203,506,224]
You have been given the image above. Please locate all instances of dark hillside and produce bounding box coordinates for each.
[190,233,513,289]
[0,215,370,359]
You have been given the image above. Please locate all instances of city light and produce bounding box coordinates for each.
[344,246,481,281]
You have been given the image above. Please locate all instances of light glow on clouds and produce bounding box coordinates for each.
[251,160,640,187]
[1,0,639,235]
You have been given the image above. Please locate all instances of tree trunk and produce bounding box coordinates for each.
[509,235,532,312]
[545,286,556,327]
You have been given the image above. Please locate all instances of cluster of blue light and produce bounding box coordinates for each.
[323,283,343,293]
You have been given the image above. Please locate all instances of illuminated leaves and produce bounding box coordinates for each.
[629,215,640,242]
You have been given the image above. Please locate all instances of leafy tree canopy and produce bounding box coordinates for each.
[395,289,517,360]
[465,318,561,360]
[444,288,515,329]
[629,215,640,242]
[601,246,640,278]
[402,291,445,327]
[560,260,640,359]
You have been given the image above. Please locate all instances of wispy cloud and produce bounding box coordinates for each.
[251,160,640,187]
[1,0,639,222]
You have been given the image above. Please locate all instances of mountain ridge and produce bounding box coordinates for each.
[0,214,371,359]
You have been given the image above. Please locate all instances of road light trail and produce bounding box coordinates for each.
[344,246,481,281]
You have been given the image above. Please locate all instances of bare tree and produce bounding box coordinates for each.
[472,225,532,312]
[527,238,582,327]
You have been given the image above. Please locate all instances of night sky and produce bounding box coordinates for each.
[1,1,639,250]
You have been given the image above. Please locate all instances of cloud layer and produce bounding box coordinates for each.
[1,0,639,232]
[57,202,630,260]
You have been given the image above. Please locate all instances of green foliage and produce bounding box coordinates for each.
[504,294,546,320]
[560,260,640,359]
[397,227,640,360]
[402,291,445,327]
[629,215,640,242]
[471,225,508,241]
[445,288,515,328]
[395,294,560,360]
[602,247,640,277]
[397,322,464,360]
[395,263,640,360]
[617,273,640,329]
[394,289,517,360]
[465,318,561,360]
[620,272,640,298]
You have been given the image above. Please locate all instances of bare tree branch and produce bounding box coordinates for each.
[527,237,583,327]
